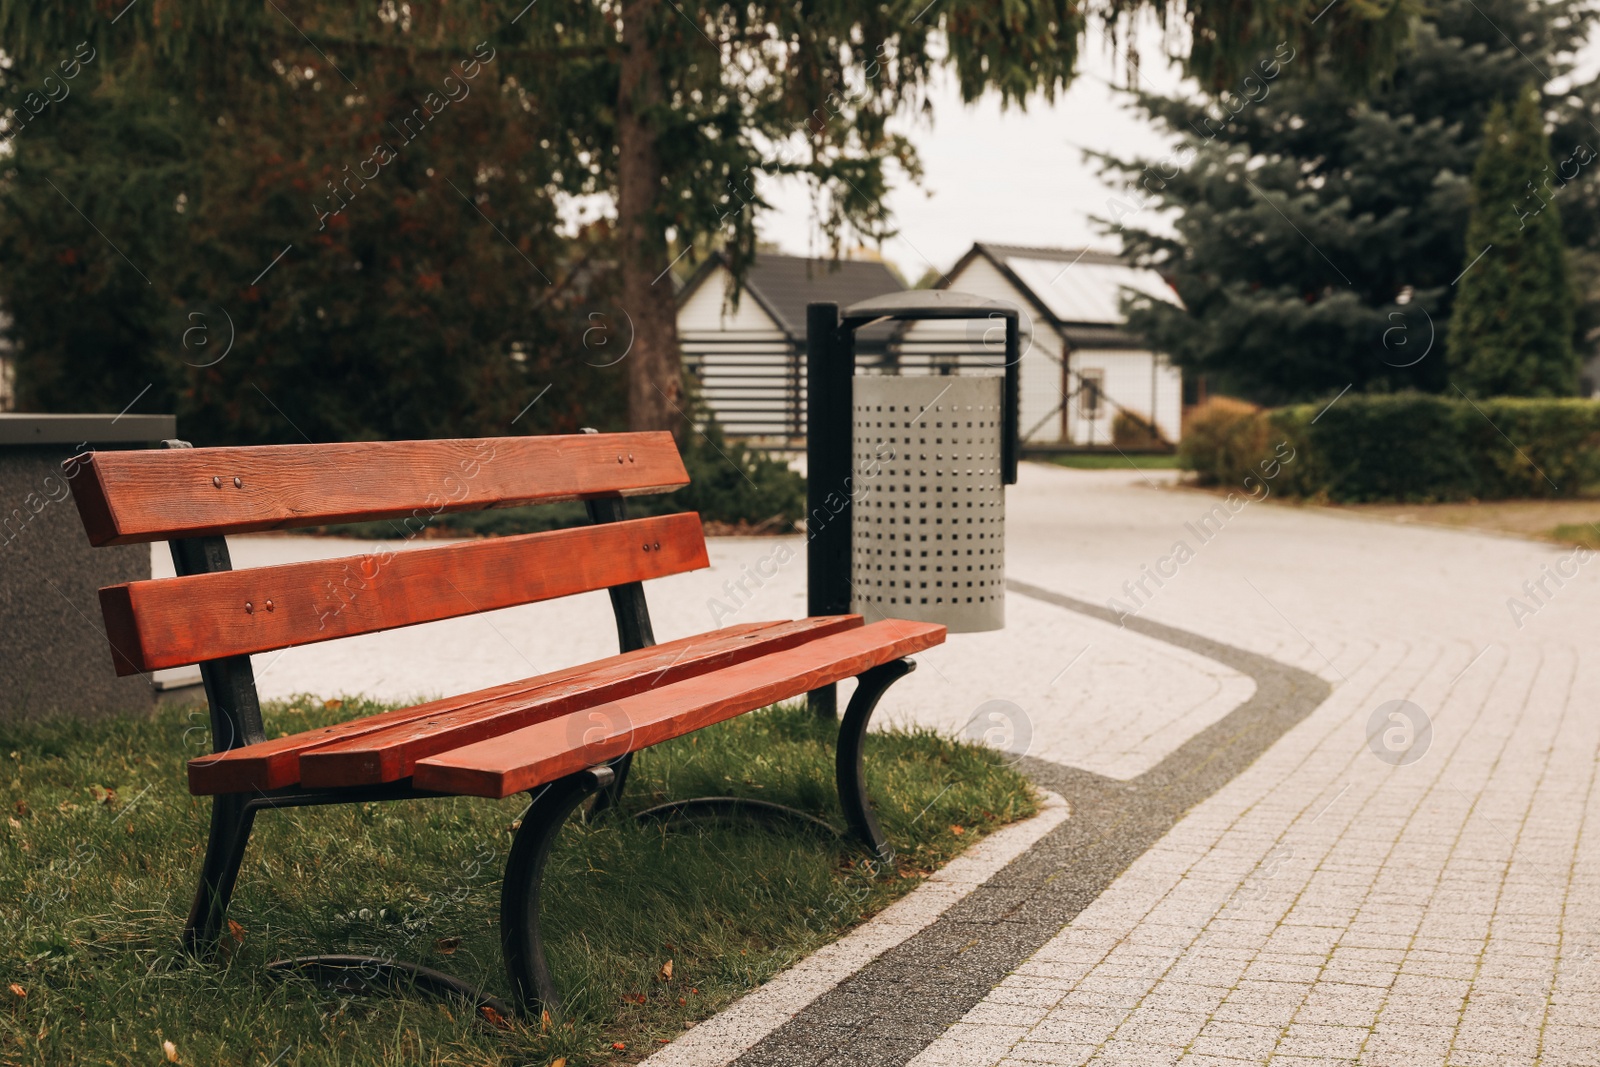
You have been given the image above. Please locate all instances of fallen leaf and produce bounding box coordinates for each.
[677,997,686,1006]
[549,1059,567,1067]
[434,937,461,955]
[612,1042,626,1050]
[623,992,645,1005]
[540,1009,552,1032]
[228,920,245,943]
[323,698,344,711]
[89,785,115,807]
[12,800,26,818]
[657,958,674,981]
[8,984,24,999]
[950,825,965,836]
[162,1039,180,1063]
[126,822,135,835]
[657,1038,670,1043]
[479,1004,510,1028]
[689,987,699,995]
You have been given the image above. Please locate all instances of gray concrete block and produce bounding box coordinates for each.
[0,425,169,721]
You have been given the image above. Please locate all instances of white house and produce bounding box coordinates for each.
[904,243,1187,447]
[676,252,902,445]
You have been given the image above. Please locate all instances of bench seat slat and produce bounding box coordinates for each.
[69,433,688,546]
[186,619,787,794]
[413,619,947,799]
[102,513,708,675]
[294,616,862,791]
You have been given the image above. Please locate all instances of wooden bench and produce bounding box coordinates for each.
[67,431,944,1018]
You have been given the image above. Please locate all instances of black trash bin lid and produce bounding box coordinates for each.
[841,289,1019,326]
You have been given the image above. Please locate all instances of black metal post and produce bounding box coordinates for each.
[1003,314,1020,485]
[806,302,852,717]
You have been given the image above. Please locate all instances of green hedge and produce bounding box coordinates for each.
[1181,394,1600,502]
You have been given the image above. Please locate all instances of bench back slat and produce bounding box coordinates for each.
[99,512,708,675]
[69,432,687,546]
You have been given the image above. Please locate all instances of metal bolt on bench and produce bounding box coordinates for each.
[65,430,945,1019]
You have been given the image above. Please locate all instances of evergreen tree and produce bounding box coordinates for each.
[1447,89,1578,396]
[1096,0,1600,404]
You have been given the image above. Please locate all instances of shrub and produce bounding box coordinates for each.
[1112,409,1167,448]
[1177,397,1264,486]
[669,419,806,530]
[1181,392,1600,502]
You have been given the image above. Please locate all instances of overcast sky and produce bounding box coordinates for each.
[756,16,1600,283]
[756,20,1192,281]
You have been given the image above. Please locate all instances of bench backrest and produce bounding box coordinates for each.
[67,432,707,679]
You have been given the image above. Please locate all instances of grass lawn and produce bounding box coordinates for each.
[0,698,1034,1067]
[1042,453,1180,470]
[1549,522,1600,548]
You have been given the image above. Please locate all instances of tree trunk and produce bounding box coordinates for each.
[616,0,682,436]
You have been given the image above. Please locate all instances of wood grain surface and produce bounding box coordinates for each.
[102,512,708,675]
[413,619,948,798]
[187,620,794,794]
[68,433,687,545]
[294,616,863,790]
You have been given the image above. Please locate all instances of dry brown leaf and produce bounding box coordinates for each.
[479,1004,510,1028]
[8,984,24,999]
[549,1059,567,1067]
[434,937,461,955]
[162,1039,180,1063]
[540,1008,552,1032]
[611,1042,626,1050]
[323,699,344,711]
[950,825,965,836]
[623,992,645,1005]
[12,800,27,818]
[657,958,674,981]
[89,785,115,807]
[227,920,245,943]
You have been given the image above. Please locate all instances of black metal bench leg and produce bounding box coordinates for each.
[501,766,614,1018]
[182,792,257,956]
[837,658,916,863]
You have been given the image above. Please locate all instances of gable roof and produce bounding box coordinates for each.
[944,242,1181,350]
[677,252,904,344]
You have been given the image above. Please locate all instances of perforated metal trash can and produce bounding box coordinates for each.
[850,375,1005,633]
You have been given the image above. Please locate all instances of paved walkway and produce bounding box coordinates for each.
[227,462,1600,1066]
[877,466,1597,1067]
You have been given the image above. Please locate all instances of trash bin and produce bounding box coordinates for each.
[850,374,1005,632]
[804,290,1020,688]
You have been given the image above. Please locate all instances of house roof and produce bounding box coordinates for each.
[677,252,904,343]
[945,243,1181,350]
